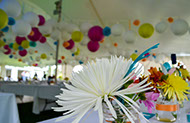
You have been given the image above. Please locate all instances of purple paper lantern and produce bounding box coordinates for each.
[16,36,26,45]
[58,59,62,64]
[88,26,104,42]
[87,41,100,52]
[4,48,11,55]
[39,36,46,43]
[27,28,42,42]
[19,49,27,57]
[38,15,45,26]
[65,39,75,50]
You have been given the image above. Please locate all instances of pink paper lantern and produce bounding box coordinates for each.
[19,49,27,57]
[4,44,9,49]
[39,36,46,43]
[88,26,104,42]
[65,39,75,50]
[87,41,100,52]
[4,48,11,55]
[28,28,42,42]
[35,63,38,66]
[16,36,26,45]
[58,59,62,64]
[38,15,45,26]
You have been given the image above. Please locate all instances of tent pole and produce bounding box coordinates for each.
[55,0,62,83]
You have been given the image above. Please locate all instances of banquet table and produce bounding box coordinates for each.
[0,83,64,114]
[0,93,20,123]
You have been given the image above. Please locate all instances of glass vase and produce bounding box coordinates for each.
[155,97,179,122]
[103,102,140,123]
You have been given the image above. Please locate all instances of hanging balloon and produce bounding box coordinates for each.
[123,30,136,44]
[16,36,26,45]
[8,17,15,25]
[71,31,83,42]
[35,56,41,62]
[39,36,46,43]
[88,26,104,42]
[19,49,27,57]
[12,20,31,37]
[138,23,154,38]
[80,22,93,33]
[38,15,45,26]
[111,24,125,36]
[155,21,168,33]
[1,26,9,32]
[87,41,100,52]
[133,20,140,26]
[28,49,34,55]
[0,0,21,17]
[130,53,138,61]
[170,19,189,36]
[103,26,111,36]
[28,27,42,41]
[0,9,8,29]
[58,59,62,64]
[0,40,5,47]
[65,39,75,50]
[41,53,47,59]
[21,40,30,49]
[13,43,19,50]
[22,12,39,27]
[29,41,37,47]
[9,43,13,49]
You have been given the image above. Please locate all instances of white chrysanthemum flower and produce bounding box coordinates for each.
[53,56,152,123]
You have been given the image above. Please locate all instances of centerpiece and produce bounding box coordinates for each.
[53,44,159,123]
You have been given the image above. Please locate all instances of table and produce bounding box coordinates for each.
[0,83,64,114]
[0,93,20,123]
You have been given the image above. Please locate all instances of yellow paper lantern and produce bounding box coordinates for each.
[138,23,154,38]
[21,40,30,49]
[0,40,5,47]
[130,53,138,61]
[74,48,80,56]
[13,43,19,51]
[0,9,8,29]
[41,53,47,59]
[71,31,83,42]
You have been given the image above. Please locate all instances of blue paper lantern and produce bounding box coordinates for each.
[1,26,9,32]
[9,55,13,58]
[79,60,83,64]
[8,17,16,25]
[71,53,75,56]
[3,38,6,42]
[135,50,138,53]
[9,43,14,49]
[103,26,111,36]
[54,41,57,45]
[29,41,37,47]
[18,46,24,51]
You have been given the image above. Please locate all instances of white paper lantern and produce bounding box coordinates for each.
[0,0,21,17]
[39,24,52,35]
[61,31,71,41]
[46,19,57,29]
[35,56,41,62]
[171,19,189,36]
[23,12,39,27]
[46,56,50,61]
[50,29,61,40]
[123,30,136,44]
[12,20,31,37]
[80,22,93,33]
[52,55,56,60]
[80,36,89,46]
[57,21,68,31]
[155,21,168,33]
[28,49,34,55]
[111,24,125,36]
[66,24,79,33]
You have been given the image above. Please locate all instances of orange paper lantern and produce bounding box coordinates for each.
[142,58,147,62]
[18,59,22,62]
[35,50,38,53]
[152,53,156,56]
[100,39,104,43]
[133,19,140,26]
[63,42,70,48]
[114,43,118,47]
[168,17,174,23]
[61,56,65,60]
[13,52,16,55]
[29,30,34,36]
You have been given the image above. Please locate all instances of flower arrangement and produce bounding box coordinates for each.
[53,44,159,123]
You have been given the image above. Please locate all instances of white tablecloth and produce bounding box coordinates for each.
[0,93,20,123]
[0,84,64,114]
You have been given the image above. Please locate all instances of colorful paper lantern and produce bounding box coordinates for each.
[168,17,174,23]
[171,19,189,36]
[138,23,154,38]
[23,12,39,27]
[16,36,26,45]
[0,40,5,47]
[155,21,168,33]
[39,36,46,43]
[87,41,100,52]
[61,56,65,60]
[103,26,111,36]
[114,43,118,47]
[28,49,34,54]
[65,39,75,50]
[29,41,37,47]
[88,26,104,42]
[41,53,47,59]
[13,43,19,50]
[35,50,38,53]
[12,20,31,37]
[123,30,136,44]
[9,55,13,58]
[8,43,13,49]
[58,59,62,64]
[1,26,9,32]
[133,20,140,26]
[0,9,8,30]
[28,27,42,41]
[21,40,30,49]
[35,56,41,62]
[130,53,138,61]
[18,46,24,51]
[71,31,83,42]
[38,15,45,26]
[80,22,93,33]
[8,17,15,25]
[19,49,27,57]
[63,41,70,48]
[4,48,11,55]
[111,24,124,36]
